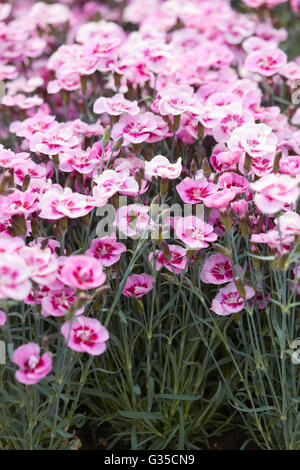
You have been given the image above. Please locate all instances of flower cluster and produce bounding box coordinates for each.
[0,0,299,406]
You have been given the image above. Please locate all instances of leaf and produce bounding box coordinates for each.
[118,411,165,421]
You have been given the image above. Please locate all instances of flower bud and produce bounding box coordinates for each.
[22,174,31,191]
[102,126,111,148]
[273,151,282,174]
[234,277,246,299]
[202,157,211,178]
[160,177,169,196]
[213,243,231,256]
[9,214,27,237]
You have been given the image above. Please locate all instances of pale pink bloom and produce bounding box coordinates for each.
[41,288,84,318]
[279,155,300,176]
[6,77,44,96]
[0,190,39,218]
[255,21,287,42]
[243,37,270,54]
[59,149,94,175]
[93,93,140,116]
[111,112,158,145]
[231,199,248,218]
[291,0,300,11]
[144,114,169,143]
[71,120,104,138]
[47,69,81,94]
[29,2,70,26]
[114,155,145,176]
[85,235,126,267]
[142,40,171,73]
[174,216,217,249]
[123,273,153,298]
[250,154,275,177]
[59,255,106,290]
[12,343,52,385]
[0,236,25,255]
[2,94,43,110]
[10,114,57,140]
[149,244,187,274]
[30,127,79,156]
[0,147,30,169]
[251,174,300,214]
[245,47,287,76]
[0,64,17,81]
[176,177,217,204]
[276,211,300,236]
[251,229,294,252]
[93,169,139,199]
[76,20,125,44]
[203,189,236,210]
[215,150,244,169]
[0,3,11,21]
[13,160,48,185]
[280,62,300,81]
[84,36,121,59]
[211,282,255,316]
[61,316,109,355]
[19,247,58,286]
[25,37,47,58]
[157,85,200,116]
[227,123,277,158]
[145,155,182,180]
[39,187,100,220]
[242,0,266,7]
[0,310,6,326]
[212,103,254,143]
[218,172,249,195]
[200,254,236,285]
[115,204,154,238]
[0,255,32,300]
[222,15,255,45]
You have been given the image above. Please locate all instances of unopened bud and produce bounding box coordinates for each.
[113,137,123,151]
[94,285,110,296]
[213,243,231,256]
[190,159,197,176]
[202,157,211,178]
[8,168,14,187]
[160,240,170,258]
[31,217,40,238]
[102,126,111,148]
[275,251,290,271]
[41,239,49,250]
[252,256,261,273]
[235,277,246,299]
[22,174,31,191]
[239,219,249,240]
[244,153,252,172]
[52,154,59,169]
[273,151,282,174]
[198,123,204,140]
[9,214,27,237]
[160,177,169,196]
[220,211,233,231]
